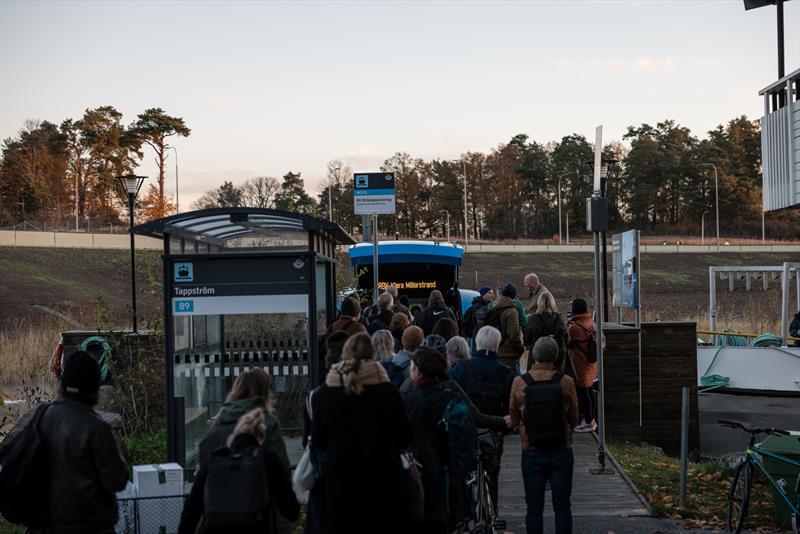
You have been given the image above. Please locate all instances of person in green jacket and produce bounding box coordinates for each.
[197,369,292,534]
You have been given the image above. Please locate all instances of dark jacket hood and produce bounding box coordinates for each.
[216,396,264,425]
[494,295,516,310]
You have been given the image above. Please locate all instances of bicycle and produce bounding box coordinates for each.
[718,420,800,534]
[462,431,507,534]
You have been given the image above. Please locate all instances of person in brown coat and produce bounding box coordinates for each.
[565,298,598,433]
[331,296,367,336]
[523,273,550,315]
[493,283,525,371]
[509,337,578,534]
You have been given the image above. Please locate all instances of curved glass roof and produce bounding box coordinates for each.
[133,208,356,247]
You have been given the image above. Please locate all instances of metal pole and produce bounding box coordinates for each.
[75,173,79,231]
[557,174,563,244]
[372,214,379,306]
[762,210,766,244]
[678,386,689,508]
[168,146,179,213]
[566,212,570,245]
[709,267,717,345]
[593,230,606,468]
[777,0,785,80]
[713,165,720,252]
[128,194,138,333]
[701,211,706,245]
[463,160,468,248]
[328,186,333,221]
[781,262,790,346]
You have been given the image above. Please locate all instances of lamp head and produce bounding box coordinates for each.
[118,175,147,197]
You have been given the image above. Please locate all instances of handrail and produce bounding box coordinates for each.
[758,67,800,95]
[696,329,800,342]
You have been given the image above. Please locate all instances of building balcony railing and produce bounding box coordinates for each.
[759,68,800,211]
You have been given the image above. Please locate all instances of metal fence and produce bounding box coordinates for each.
[116,494,189,534]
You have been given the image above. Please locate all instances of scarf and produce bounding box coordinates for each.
[325,358,389,394]
[413,375,439,389]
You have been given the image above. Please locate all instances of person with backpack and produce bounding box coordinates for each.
[179,408,300,534]
[331,296,368,336]
[462,285,493,341]
[371,329,396,361]
[386,285,412,320]
[367,292,395,334]
[430,316,459,342]
[403,347,478,534]
[448,325,514,512]
[197,369,293,533]
[509,337,579,534]
[0,351,129,532]
[310,333,413,534]
[382,325,423,388]
[566,298,599,433]
[420,290,457,336]
[524,292,568,374]
[485,283,525,371]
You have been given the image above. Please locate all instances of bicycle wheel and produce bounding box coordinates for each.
[727,460,751,533]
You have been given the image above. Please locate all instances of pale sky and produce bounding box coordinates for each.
[2,0,798,207]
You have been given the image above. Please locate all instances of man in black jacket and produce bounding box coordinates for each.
[368,292,396,334]
[420,289,457,336]
[39,350,129,533]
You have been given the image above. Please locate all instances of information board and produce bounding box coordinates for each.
[612,229,640,309]
[354,172,396,215]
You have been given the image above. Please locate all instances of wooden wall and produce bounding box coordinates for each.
[638,321,699,457]
[602,323,642,444]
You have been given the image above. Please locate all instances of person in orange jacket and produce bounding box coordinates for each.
[566,298,597,433]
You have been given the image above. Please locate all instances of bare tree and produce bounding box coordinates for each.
[240,176,279,208]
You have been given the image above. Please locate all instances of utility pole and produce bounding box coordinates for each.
[701,163,720,252]
[168,146,179,213]
[463,160,468,249]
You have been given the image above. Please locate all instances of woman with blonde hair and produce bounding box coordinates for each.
[179,408,300,534]
[197,369,293,533]
[371,329,395,362]
[523,291,568,373]
[311,333,412,533]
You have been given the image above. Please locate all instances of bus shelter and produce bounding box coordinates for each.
[134,208,355,467]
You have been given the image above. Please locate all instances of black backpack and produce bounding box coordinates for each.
[462,362,508,417]
[204,445,271,529]
[539,315,566,347]
[0,403,51,528]
[483,307,505,343]
[521,372,566,450]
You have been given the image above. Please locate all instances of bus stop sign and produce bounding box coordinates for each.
[354,173,396,215]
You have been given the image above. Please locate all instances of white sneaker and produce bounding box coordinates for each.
[574,422,592,433]
[590,420,598,432]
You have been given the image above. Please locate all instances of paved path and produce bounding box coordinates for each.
[497,432,650,531]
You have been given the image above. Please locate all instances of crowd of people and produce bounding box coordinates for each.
[0,273,600,534]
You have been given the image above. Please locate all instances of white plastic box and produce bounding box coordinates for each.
[132,464,185,534]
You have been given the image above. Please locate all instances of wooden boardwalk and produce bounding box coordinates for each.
[497,432,649,528]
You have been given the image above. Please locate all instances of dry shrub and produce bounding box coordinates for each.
[0,319,62,387]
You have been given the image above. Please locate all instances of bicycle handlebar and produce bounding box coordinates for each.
[717,419,790,436]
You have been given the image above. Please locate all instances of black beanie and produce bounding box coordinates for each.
[325,331,350,369]
[571,298,588,315]
[501,282,517,299]
[60,350,101,397]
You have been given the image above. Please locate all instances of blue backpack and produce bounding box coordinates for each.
[440,393,478,474]
[381,359,410,388]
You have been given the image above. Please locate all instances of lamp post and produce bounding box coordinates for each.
[462,160,468,249]
[701,210,710,245]
[441,209,450,242]
[167,146,179,213]
[557,171,574,244]
[118,175,147,333]
[329,165,341,222]
[700,163,720,252]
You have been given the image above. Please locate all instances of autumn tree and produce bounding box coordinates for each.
[132,108,190,218]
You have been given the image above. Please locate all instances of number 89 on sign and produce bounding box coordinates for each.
[175,300,194,313]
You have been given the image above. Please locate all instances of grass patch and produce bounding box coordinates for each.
[610,442,783,532]
[124,426,167,467]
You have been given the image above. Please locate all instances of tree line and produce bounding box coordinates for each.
[0,106,189,228]
[3,110,798,239]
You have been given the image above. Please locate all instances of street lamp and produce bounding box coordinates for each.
[167,146,179,213]
[118,175,147,333]
[329,165,341,222]
[585,157,618,322]
[700,163,720,252]
[557,171,576,244]
[701,210,710,245]
[447,159,469,247]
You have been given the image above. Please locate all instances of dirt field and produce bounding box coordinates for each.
[1,248,798,333]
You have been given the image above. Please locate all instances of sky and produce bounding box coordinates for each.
[1,0,799,208]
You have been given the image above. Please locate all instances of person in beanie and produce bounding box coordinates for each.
[462,285,493,341]
[492,283,525,370]
[302,330,349,534]
[566,298,598,432]
[332,296,367,336]
[38,350,129,532]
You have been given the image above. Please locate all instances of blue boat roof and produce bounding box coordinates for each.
[348,240,464,267]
